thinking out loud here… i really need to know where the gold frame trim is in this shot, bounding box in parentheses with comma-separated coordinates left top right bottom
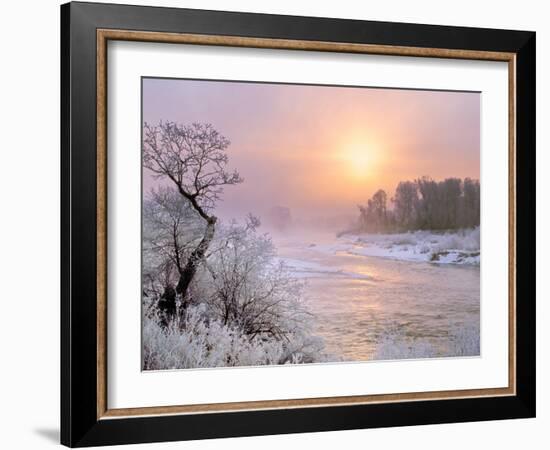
(96, 29, 517, 420)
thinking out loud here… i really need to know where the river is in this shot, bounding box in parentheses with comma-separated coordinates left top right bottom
(272, 230, 480, 361)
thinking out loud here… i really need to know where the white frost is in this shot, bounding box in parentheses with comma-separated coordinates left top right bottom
(373, 321, 480, 360)
(339, 227, 480, 266)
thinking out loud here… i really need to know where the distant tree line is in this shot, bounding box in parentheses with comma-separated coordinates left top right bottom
(357, 177, 480, 233)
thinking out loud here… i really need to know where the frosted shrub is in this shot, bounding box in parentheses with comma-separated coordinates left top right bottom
(143, 305, 285, 370)
(419, 244, 431, 254)
(448, 321, 480, 356)
(462, 226, 480, 251)
(143, 304, 329, 370)
(434, 227, 480, 253)
(200, 219, 314, 342)
(279, 329, 329, 364)
(373, 321, 480, 361)
(390, 234, 417, 246)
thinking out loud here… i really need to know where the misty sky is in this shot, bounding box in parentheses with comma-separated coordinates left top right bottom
(142, 78, 480, 227)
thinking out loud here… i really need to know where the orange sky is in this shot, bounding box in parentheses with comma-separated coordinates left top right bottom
(143, 78, 480, 226)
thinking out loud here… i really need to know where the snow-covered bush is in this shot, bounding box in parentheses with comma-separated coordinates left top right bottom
(390, 234, 417, 246)
(433, 227, 480, 253)
(372, 321, 480, 361)
(447, 321, 480, 356)
(143, 304, 283, 370)
(143, 304, 328, 370)
(200, 218, 313, 341)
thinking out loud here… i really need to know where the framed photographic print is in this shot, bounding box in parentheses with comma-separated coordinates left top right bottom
(60, 1, 536, 447)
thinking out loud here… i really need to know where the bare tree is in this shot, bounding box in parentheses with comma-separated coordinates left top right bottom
(371, 189, 388, 226)
(143, 121, 243, 303)
(392, 181, 418, 230)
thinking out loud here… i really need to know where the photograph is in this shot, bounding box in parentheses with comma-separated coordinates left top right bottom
(55, 2, 537, 446)
(141, 78, 481, 371)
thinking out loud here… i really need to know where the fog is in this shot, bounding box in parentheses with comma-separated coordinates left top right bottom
(143, 78, 479, 233)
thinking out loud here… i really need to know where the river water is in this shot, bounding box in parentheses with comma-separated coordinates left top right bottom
(273, 230, 480, 361)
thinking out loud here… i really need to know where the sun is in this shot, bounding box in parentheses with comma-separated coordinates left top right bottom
(345, 145, 372, 172)
(339, 141, 380, 180)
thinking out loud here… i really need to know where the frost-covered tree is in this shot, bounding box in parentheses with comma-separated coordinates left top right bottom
(141, 212, 328, 368)
(141, 123, 330, 369)
(461, 178, 480, 228)
(358, 189, 388, 232)
(415, 177, 469, 230)
(356, 177, 479, 232)
(415, 176, 440, 229)
(435, 178, 462, 229)
(203, 216, 311, 341)
(392, 181, 418, 230)
(143, 122, 243, 302)
(143, 186, 205, 322)
(371, 189, 388, 223)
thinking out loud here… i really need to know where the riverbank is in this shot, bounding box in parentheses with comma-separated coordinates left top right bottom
(331, 227, 480, 266)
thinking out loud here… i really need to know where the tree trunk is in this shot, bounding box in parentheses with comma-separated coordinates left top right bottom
(157, 284, 176, 328)
(176, 217, 217, 304)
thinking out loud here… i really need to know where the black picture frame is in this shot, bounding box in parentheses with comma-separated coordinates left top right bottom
(61, 1, 536, 447)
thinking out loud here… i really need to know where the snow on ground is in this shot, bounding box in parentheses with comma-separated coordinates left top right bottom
(336, 227, 480, 265)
